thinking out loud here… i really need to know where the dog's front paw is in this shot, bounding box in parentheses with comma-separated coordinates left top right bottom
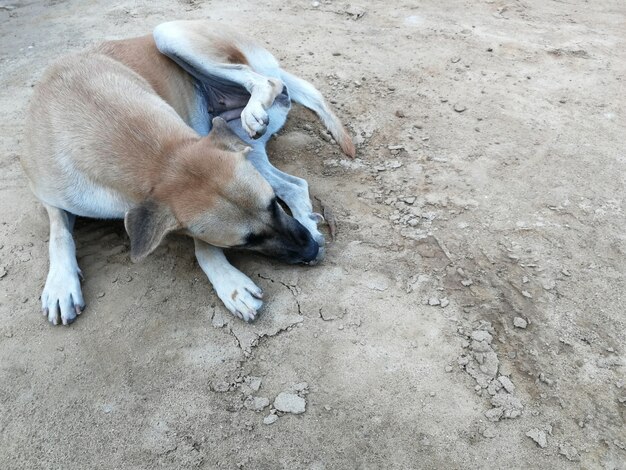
(41, 268, 85, 325)
(241, 102, 269, 139)
(213, 270, 263, 322)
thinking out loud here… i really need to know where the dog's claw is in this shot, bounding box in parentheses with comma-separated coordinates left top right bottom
(74, 304, 85, 315)
(311, 212, 325, 223)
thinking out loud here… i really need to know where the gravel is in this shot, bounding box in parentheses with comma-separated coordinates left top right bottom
(526, 428, 547, 448)
(274, 392, 306, 414)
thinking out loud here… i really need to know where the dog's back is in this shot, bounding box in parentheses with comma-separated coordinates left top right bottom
(23, 51, 195, 218)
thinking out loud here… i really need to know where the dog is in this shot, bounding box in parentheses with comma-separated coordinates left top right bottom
(21, 20, 355, 326)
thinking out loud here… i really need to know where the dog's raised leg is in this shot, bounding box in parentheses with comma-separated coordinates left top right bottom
(194, 239, 263, 322)
(41, 205, 85, 325)
(153, 22, 284, 139)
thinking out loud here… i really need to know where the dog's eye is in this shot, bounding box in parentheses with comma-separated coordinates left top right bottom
(244, 232, 267, 247)
(267, 197, 279, 214)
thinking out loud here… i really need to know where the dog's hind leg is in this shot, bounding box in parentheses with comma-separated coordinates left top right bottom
(153, 21, 284, 139)
(194, 239, 263, 322)
(41, 205, 85, 325)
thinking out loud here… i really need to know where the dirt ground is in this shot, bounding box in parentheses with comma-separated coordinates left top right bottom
(1, 0, 625, 468)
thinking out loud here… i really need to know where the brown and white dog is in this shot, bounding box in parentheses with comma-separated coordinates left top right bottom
(21, 20, 354, 325)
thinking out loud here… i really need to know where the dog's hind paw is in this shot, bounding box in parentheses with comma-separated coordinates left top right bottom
(241, 102, 269, 139)
(41, 268, 85, 325)
(212, 270, 263, 322)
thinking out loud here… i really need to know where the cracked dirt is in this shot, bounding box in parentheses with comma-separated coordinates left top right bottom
(0, 0, 625, 469)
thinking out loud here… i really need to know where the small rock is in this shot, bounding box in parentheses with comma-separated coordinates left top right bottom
(485, 407, 503, 422)
(453, 104, 467, 113)
(403, 196, 416, 205)
(440, 298, 450, 308)
(559, 443, 580, 461)
(101, 404, 113, 414)
(522, 276, 529, 284)
(244, 396, 270, 412)
(211, 311, 226, 328)
(445, 365, 453, 373)
(246, 376, 262, 392)
(451, 57, 461, 63)
(526, 428, 547, 448)
(471, 330, 493, 343)
(332, 52, 341, 56)
(482, 426, 497, 438)
(395, 110, 406, 118)
(521, 290, 532, 298)
(311, 1, 320, 7)
(561, 268, 571, 276)
(4, 332, 13, 338)
(541, 279, 556, 290)
(498, 375, 515, 393)
(211, 381, 230, 393)
(461, 279, 473, 287)
(274, 392, 306, 414)
(428, 297, 440, 306)
(388, 145, 404, 151)
(0, 266, 7, 278)
(263, 414, 278, 425)
(292, 382, 309, 394)
(513, 317, 528, 329)
(97, 292, 105, 298)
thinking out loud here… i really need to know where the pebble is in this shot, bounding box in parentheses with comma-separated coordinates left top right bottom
(559, 443, 580, 461)
(0, 266, 7, 278)
(521, 290, 532, 298)
(484, 407, 503, 422)
(428, 297, 440, 306)
(445, 365, 453, 373)
(498, 375, 515, 393)
(453, 104, 467, 113)
(212, 311, 226, 328)
(471, 330, 493, 343)
(395, 110, 406, 118)
(244, 396, 270, 412)
(97, 292, 105, 298)
(513, 317, 528, 329)
(211, 381, 230, 393)
(561, 268, 571, 276)
(526, 428, 547, 448)
(246, 376, 262, 392)
(440, 298, 450, 308)
(451, 57, 461, 63)
(461, 279, 473, 287)
(311, 1, 320, 6)
(274, 392, 306, 414)
(541, 279, 556, 290)
(263, 414, 278, 425)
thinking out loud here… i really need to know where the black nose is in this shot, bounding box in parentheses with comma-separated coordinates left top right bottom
(301, 239, 319, 263)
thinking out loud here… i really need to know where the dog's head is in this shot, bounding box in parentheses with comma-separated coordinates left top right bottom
(124, 117, 319, 264)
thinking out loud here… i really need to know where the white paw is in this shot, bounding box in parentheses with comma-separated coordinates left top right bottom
(212, 270, 263, 322)
(241, 102, 269, 138)
(41, 268, 85, 325)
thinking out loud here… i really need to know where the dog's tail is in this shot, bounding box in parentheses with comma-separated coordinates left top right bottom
(280, 70, 356, 158)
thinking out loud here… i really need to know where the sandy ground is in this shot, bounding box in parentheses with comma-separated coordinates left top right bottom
(1, 0, 625, 468)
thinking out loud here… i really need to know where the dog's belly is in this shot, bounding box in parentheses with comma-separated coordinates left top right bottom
(34, 173, 134, 220)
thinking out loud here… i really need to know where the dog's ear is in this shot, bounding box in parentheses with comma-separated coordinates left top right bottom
(124, 200, 180, 263)
(207, 117, 252, 154)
